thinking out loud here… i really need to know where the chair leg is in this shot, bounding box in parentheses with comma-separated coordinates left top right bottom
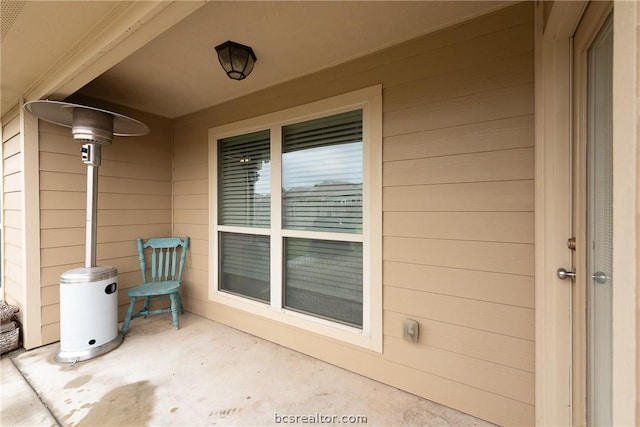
(176, 292, 184, 314)
(169, 293, 180, 330)
(142, 296, 151, 317)
(121, 296, 137, 336)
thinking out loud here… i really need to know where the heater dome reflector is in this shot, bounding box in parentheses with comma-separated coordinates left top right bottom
(24, 100, 149, 145)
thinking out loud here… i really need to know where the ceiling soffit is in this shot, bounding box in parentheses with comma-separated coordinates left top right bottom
(0, 1, 206, 118)
(78, 1, 513, 119)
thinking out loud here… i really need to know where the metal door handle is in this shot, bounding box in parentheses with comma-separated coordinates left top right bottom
(592, 271, 607, 284)
(557, 267, 576, 280)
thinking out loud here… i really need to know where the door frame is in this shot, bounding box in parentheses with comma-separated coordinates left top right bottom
(534, 1, 638, 425)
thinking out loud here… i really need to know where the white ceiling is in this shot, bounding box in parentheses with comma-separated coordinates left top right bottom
(2, 1, 514, 120)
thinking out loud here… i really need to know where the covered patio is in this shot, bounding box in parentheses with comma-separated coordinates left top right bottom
(2, 312, 494, 426)
(2, 1, 639, 425)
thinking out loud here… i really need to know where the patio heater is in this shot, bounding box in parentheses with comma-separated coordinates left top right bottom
(24, 100, 149, 363)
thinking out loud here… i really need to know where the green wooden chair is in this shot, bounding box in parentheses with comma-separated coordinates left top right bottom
(121, 236, 190, 335)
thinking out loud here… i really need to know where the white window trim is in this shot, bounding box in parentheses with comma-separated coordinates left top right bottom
(208, 85, 382, 352)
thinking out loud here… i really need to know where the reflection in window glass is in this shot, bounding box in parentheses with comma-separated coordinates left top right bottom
(282, 110, 363, 233)
(218, 130, 271, 228)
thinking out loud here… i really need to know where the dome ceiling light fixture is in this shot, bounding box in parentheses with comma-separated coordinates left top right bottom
(215, 40, 257, 80)
(23, 99, 149, 364)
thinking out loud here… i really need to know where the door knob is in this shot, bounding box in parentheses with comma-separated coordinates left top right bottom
(592, 271, 607, 284)
(557, 267, 576, 280)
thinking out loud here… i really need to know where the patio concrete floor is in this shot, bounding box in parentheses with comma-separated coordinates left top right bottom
(2, 312, 496, 426)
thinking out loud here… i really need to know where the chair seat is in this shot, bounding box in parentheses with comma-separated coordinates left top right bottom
(127, 280, 180, 297)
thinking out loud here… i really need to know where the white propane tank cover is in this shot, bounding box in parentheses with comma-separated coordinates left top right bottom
(56, 266, 123, 363)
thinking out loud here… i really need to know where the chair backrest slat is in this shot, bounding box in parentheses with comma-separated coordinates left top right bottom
(137, 238, 147, 283)
(171, 247, 178, 279)
(158, 248, 165, 281)
(137, 237, 190, 284)
(164, 248, 172, 280)
(151, 248, 158, 281)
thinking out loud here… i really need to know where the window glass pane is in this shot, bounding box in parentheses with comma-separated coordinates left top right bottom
(219, 232, 270, 302)
(218, 130, 270, 227)
(284, 238, 362, 327)
(282, 110, 362, 233)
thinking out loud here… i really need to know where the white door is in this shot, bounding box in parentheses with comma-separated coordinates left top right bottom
(585, 14, 613, 426)
(571, 5, 613, 426)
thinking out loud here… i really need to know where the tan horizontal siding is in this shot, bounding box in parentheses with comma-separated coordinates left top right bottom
(173, 209, 208, 226)
(385, 286, 534, 340)
(4, 242, 21, 266)
(41, 323, 58, 345)
(384, 261, 534, 309)
(3, 226, 23, 247)
(379, 12, 536, 413)
(384, 237, 534, 276)
(172, 3, 534, 425)
(173, 223, 207, 240)
(2, 116, 23, 311)
(41, 223, 172, 247)
(173, 178, 207, 195)
(40, 245, 84, 267)
(3, 191, 21, 210)
(384, 211, 534, 243)
(383, 52, 533, 113)
(3, 151, 22, 175)
(41, 265, 82, 287)
(40, 151, 170, 181)
(40, 171, 171, 195)
(4, 210, 21, 227)
(41, 285, 58, 306)
(384, 147, 534, 186)
(383, 115, 534, 161)
(41, 209, 170, 229)
(384, 180, 534, 212)
(40, 237, 140, 267)
(40, 191, 172, 210)
(384, 311, 535, 372)
(173, 194, 208, 210)
(384, 83, 533, 137)
(3, 171, 22, 192)
(383, 335, 534, 405)
(174, 162, 208, 181)
(4, 267, 21, 288)
(2, 114, 20, 139)
(41, 304, 58, 325)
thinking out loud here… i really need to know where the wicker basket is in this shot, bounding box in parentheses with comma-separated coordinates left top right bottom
(0, 301, 18, 322)
(0, 301, 20, 354)
(0, 321, 19, 354)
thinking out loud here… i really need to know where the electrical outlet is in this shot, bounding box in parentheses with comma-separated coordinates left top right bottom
(403, 319, 419, 343)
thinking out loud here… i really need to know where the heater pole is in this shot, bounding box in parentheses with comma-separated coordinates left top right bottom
(82, 143, 101, 268)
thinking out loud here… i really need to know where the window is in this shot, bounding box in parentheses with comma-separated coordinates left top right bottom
(210, 86, 382, 350)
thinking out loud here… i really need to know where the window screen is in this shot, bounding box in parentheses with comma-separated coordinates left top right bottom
(219, 232, 270, 302)
(284, 238, 363, 327)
